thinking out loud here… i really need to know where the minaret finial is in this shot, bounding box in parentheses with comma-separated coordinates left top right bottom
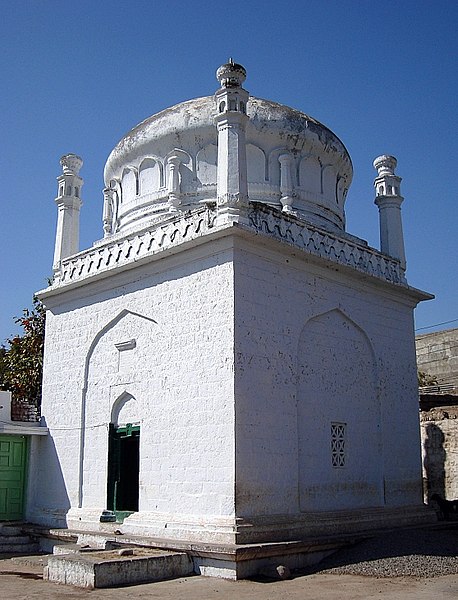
(216, 59, 246, 88)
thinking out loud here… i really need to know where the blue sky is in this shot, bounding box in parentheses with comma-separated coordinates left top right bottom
(0, 0, 456, 341)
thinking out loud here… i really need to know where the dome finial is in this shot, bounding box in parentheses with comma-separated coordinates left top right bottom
(216, 59, 246, 88)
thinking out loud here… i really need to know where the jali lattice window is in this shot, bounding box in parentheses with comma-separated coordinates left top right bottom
(331, 422, 346, 467)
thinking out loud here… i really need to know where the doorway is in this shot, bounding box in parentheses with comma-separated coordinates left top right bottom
(0, 435, 27, 521)
(107, 424, 139, 518)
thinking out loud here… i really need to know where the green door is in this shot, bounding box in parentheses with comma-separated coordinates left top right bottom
(0, 435, 27, 521)
(107, 424, 140, 520)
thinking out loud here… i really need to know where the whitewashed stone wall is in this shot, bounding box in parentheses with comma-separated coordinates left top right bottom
(28, 243, 236, 535)
(233, 238, 423, 519)
(30, 224, 426, 543)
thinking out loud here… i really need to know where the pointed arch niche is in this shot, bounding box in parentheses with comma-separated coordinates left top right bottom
(296, 309, 383, 512)
(77, 309, 157, 509)
(111, 391, 139, 427)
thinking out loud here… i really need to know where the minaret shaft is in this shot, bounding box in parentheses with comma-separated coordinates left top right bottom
(214, 60, 249, 221)
(53, 154, 83, 272)
(216, 116, 248, 202)
(373, 155, 406, 271)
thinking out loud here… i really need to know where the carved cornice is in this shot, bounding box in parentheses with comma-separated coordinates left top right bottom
(46, 203, 406, 294)
(217, 193, 249, 209)
(248, 203, 406, 285)
(51, 207, 217, 288)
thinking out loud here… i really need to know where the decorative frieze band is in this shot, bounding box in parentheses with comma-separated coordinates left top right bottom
(248, 203, 406, 285)
(54, 207, 217, 287)
(51, 203, 405, 290)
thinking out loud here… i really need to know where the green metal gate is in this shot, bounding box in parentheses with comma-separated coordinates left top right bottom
(0, 435, 27, 521)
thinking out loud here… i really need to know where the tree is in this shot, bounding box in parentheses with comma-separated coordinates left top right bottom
(418, 370, 438, 388)
(0, 297, 45, 410)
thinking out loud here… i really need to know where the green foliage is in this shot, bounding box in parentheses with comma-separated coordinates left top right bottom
(0, 297, 45, 409)
(418, 370, 438, 387)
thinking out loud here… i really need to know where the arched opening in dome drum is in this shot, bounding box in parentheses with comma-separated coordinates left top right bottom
(247, 144, 266, 183)
(322, 165, 337, 199)
(121, 168, 138, 200)
(299, 156, 321, 194)
(219, 101, 225, 113)
(139, 158, 161, 195)
(196, 145, 217, 186)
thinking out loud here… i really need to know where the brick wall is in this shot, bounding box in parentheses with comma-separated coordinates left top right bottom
(11, 399, 39, 422)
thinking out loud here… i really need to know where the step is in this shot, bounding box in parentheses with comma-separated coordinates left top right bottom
(0, 525, 23, 536)
(45, 548, 194, 588)
(0, 527, 39, 555)
(0, 535, 33, 545)
(0, 542, 39, 554)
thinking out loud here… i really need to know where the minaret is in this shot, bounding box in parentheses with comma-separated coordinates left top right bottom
(373, 155, 406, 271)
(214, 59, 249, 223)
(53, 154, 83, 271)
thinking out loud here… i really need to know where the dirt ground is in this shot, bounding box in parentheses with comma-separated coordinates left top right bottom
(0, 557, 457, 600)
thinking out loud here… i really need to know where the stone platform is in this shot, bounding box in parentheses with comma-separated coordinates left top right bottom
(44, 547, 193, 588)
(24, 505, 438, 580)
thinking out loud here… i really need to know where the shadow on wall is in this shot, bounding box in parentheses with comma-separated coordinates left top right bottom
(423, 423, 446, 503)
(31, 425, 71, 526)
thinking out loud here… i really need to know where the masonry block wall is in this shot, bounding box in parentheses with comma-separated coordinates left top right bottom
(421, 407, 458, 501)
(29, 228, 426, 543)
(28, 242, 236, 534)
(233, 238, 424, 520)
(416, 328, 458, 391)
(29, 226, 427, 546)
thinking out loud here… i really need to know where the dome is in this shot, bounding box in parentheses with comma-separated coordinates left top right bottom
(104, 91, 352, 235)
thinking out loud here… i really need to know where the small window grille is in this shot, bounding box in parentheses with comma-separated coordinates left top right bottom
(331, 422, 346, 467)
